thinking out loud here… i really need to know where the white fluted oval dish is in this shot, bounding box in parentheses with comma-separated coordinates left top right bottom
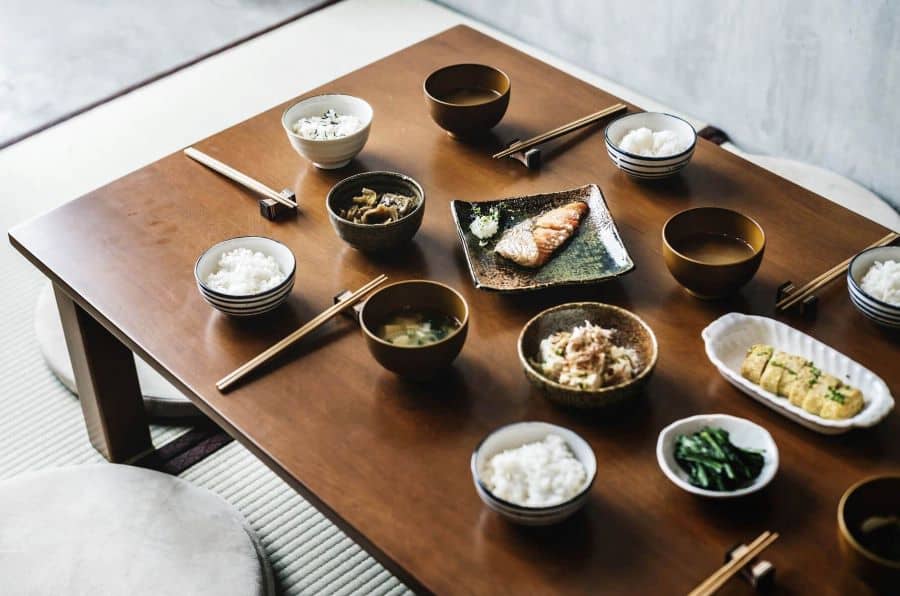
(701, 313, 894, 434)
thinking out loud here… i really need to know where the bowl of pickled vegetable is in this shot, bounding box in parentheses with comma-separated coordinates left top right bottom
(656, 414, 778, 498)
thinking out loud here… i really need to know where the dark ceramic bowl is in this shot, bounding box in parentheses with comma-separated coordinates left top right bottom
(662, 207, 765, 299)
(424, 63, 510, 138)
(518, 302, 658, 408)
(326, 171, 425, 252)
(838, 475, 900, 590)
(359, 280, 468, 380)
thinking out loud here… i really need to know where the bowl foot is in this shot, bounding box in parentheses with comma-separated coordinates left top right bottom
(313, 159, 352, 170)
(684, 288, 728, 300)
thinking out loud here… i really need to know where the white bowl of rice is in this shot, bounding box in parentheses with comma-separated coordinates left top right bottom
(195, 236, 296, 317)
(471, 421, 597, 525)
(605, 112, 696, 179)
(847, 245, 900, 328)
(281, 94, 373, 170)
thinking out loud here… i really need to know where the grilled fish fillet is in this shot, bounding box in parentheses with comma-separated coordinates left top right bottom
(494, 201, 589, 268)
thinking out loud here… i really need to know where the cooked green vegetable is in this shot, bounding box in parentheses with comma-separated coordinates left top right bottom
(674, 426, 765, 491)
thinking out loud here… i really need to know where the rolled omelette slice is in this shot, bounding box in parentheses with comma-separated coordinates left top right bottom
(741, 344, 774, 384)
(819, 384, 865, 420)
(802, 374, 841, 416)
(759, 350, 790, 394)
(788, 362, 822, 407)
(776, 354, 810, 398)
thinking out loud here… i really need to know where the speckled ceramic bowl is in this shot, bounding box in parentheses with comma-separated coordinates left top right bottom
(326, 171, 425, 252)
(518, 303, 658, 408)
(281, 94, 372, 169)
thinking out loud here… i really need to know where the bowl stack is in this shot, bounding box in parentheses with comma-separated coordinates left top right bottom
(605, 112, 696, 179)
(195, 237, 296, 317)
(847, 246, 900, 328)
(470, 422, 596, 525)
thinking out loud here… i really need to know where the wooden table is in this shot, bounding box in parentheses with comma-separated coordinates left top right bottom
(9, 26, 898, 595)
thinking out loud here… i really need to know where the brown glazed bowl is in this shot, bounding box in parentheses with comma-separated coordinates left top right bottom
(838, 475, 900, 590)
(359, 280, 469, 380)
(518, 302, 658, 409)
(423, 63, 510, 138)
(662, 207, 765, 299)
(326, 171, 425, 252)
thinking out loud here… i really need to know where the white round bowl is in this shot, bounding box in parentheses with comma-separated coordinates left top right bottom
(471, 421, 597, 525)
(847, 245, 900, 328)
(605, 112, 696, 179)
(281, 94, 372, 169)
(195, 236, 296, 317)
(656, 414, 778, 498)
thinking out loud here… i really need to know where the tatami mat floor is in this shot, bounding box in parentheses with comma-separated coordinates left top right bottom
(0, 241, 411, 594)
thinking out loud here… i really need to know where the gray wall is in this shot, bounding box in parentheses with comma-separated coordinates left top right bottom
(439, 0, 900, 210)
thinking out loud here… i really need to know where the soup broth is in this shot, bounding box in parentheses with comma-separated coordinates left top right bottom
(439, 87, 501, 106)
(673, 232, 755, 265)
(378, 309, 461, 346)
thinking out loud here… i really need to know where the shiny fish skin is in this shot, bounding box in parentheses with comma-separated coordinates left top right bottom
(494, 201, 588, 268)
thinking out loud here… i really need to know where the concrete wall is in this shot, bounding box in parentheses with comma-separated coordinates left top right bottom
(438, 0, 900, 210)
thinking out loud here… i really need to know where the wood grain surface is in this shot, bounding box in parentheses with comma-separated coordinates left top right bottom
(9, 26, 898, 595)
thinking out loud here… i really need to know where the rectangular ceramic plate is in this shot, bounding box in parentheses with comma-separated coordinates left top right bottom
(701, 313, 894, 434)
(450, 184, 634, 292)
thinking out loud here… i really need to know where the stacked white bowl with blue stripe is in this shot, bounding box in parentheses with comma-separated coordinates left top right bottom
(847, 245, 900, 328)
(195, 236, 296, 317)
(605, 112, 697, 179)
(470, 421, 597, 525)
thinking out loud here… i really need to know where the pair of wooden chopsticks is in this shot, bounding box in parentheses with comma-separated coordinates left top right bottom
(688, 531, 779, 596)
(184, 147, 297, 210)
(492, 102, 627, 159)
(216, 274, 388, 391)
(776, 231, 899, 311)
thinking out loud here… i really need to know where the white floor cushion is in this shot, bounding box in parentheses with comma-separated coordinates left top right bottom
(0, 464, 274, 596)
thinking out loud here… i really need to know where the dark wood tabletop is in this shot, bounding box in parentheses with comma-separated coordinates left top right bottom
(9, 25, 898, 595)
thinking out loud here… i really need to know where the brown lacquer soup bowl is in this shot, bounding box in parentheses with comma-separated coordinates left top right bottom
(358, 280, 469, 380)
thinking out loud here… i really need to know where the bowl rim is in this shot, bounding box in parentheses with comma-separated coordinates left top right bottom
(656, 413, 779, 498)
(325, 171, 426, 230)
(847, 247, 900, 311)
(470, 421, 597, 512)
(662, 206, 766, 267)
(194, 236, 296, 300)
(423, 63, 511, 107)
(280, 93, 373, 143)
(837, 473, 900, 570)
(359, 279, 469, 350)
(604, 112, 697, 162)
(517, 302, 659, 395)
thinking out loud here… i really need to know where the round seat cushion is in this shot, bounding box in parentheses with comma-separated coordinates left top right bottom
(0, 465, 273, 596)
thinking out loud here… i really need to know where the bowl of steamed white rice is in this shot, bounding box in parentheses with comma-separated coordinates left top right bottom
(847, 245, 900, 328)
(471, 421, 597, 525)
(604, 112, 696, 179)
(195, 236, 296, 316)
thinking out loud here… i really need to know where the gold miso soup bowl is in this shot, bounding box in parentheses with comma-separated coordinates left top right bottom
(424, 63, 510, 138)
(838, 475, 900, 590)
(359, 280, 469, 380)
(662, 207, 765, 299)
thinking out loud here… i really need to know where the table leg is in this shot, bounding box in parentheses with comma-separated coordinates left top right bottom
(54, 284, 152, 462)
